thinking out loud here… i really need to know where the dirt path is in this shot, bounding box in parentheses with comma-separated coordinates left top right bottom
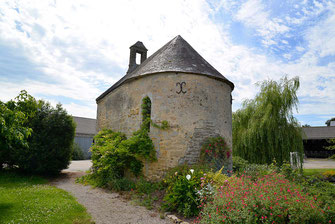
(52, 172, 171, 224)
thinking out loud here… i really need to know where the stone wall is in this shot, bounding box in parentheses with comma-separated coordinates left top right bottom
(97, 72, 233, 179)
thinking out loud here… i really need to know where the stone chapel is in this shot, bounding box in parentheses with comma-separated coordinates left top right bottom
(96, 35, 234, 179)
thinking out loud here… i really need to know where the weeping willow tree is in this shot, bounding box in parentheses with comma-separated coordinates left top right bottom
(233, 76, 304, 166)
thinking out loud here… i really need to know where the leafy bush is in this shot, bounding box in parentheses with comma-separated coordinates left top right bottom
(89, 128, 156, 187)
(200, 136, 231, 173)
(238, 163, 273, 180)
(107, 177, 136, 191)
(16, 101, 75, 175)
(162, 165, 205, 217)
(135, 178, 162, 195)
(72, 143, 85, 160)
(302, 179, 335, 221)
(322, 170, 335, 182)
(0, 97, 32, 169)
(329, 154, 335, 160)
(323, 170, 335, 178)
(205, 166, 230, 189)
(197, 173, 332, 224)
(1, 91, 75, 175)
(232, 156, 249, 172)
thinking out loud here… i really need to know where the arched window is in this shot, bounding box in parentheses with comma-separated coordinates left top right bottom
(141, 96, 151, 131)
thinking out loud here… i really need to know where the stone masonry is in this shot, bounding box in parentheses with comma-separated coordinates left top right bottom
(96, 36, 234, 180)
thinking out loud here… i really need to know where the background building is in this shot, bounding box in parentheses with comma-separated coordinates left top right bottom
(73, 116, 96, 159)
(302, 125, 335, 158)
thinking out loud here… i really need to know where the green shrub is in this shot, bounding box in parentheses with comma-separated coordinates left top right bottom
(72, 143, 85, 160)
(323, 170, 335, 179)
(303, 180, 335, 221)
(107, 177, 136, 191)
(135, 178, 161, 195)
(205, 166, 230, 189)
(199, 136, 231, 173)
(238, 163, 272, 180)
(232, 156, 249, 172)
(329, 154, 335, 160)
(1, 91, 75, 175)
(162, 164, 205, 217)
(197, 173, 332, 224)
(17, 101, 75, 175)
(90, 128, 156, 187)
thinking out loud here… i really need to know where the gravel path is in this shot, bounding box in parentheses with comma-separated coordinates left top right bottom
(52, 171, 171, 224)
(303, 158, 335, 169)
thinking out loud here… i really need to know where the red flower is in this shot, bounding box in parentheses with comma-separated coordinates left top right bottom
(226, 151, 231, 158)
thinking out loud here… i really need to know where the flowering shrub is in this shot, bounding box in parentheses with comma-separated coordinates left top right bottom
(197, 173, 333, 223)
(197, 167, 229, 208)
(162, 165, 205, 217)
(200, 136, 231, 173)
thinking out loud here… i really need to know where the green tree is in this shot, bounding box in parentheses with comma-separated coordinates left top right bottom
(233, 76, 304, 166)
(325, 117, 335, 126)
(0, 95, 32, 168)
(1, 90, 75, 174)
(325, 138, 335, 150)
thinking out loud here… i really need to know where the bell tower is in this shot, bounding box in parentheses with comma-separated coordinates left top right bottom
(127, 41, 147, 74)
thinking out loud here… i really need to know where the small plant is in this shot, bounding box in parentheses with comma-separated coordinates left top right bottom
(238, 163, 272, 180)
(130, 178, 163, 210)
(200, 136, 231, 173)
(323, 170, 335, 182)
(107, 178, 136, 191)
(72, 143, 85, 160)
(205, 166, 230, 189)
(232, 156, 249, 172)
(328, 154, 335, 160)
(162, 165, 204, 217)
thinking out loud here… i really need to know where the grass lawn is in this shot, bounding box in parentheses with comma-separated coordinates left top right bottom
(0, 171, 92, 224)
(303, 168, 335, 177)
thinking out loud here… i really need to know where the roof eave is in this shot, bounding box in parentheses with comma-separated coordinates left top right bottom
(96, 71, 234, 103)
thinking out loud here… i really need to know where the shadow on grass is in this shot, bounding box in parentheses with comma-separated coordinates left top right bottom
(0, 203, 13, 222)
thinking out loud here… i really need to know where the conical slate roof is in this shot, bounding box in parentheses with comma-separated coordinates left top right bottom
(96, 35, 234, 102)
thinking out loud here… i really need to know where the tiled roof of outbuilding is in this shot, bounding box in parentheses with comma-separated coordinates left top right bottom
(302, 126, 335, 140)
(96, 35, 234, 102)
(73, 116, 96, 135)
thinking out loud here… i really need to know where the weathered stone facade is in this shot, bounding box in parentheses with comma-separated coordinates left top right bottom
(96, 36, 234, 179)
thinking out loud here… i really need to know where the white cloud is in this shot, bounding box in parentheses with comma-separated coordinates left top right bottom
(305, 6, 335, 57)
(234, 0, 289, 46)
(296, 46, 305, 52)
(0, 0, 334, 126)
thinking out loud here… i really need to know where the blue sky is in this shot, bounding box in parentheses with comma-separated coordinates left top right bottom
(0, 0, 334, 126)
